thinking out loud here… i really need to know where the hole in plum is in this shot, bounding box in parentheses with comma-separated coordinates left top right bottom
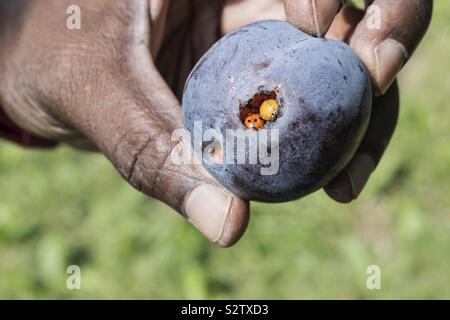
(239, 89, 281, 129)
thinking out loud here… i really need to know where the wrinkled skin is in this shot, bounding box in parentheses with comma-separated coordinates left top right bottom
(0, 0, 432, 246)
(183, 21, 372, 201)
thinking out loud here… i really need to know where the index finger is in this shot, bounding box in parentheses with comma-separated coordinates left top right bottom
(284, 0, 345, 37)
(350, 0, 432, 95)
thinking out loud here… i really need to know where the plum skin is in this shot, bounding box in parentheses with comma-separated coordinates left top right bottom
(182, 20, 372, 202)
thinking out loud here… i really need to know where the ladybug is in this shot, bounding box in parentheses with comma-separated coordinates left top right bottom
(259, 99, 280, 121)
(245, 113, 265, 129)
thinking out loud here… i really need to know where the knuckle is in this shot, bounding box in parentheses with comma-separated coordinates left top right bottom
(113, 125, 174, 194)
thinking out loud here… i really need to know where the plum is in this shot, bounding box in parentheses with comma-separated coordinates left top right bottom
(182, 20, 372, 202)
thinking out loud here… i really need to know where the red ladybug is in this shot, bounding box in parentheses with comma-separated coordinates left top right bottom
(244, 113, 265, 129)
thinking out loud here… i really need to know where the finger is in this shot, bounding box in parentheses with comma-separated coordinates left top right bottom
(349, 0, 432, 95)
(284, 0, 345, 37)
(221, 0, 286, 35)
(325, 3, 364, 42)
(91, 78, 249, 247)
(34, 0, 249, 247)
(80, 55, 249, 247)
(324, 80, 399, 203)
(149, 0, 170, 57)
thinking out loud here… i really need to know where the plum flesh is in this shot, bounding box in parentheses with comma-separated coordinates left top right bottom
(182, 20, 372, 202)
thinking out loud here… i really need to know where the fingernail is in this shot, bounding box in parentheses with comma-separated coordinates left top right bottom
(374, 39, 408, 95)
(346, 153, 376, 199)
(311, 0, 341, 37)
(324, 171, 355, 203)
(183, 184, 249, 247)
(285, 0, 340, 37)
(325, 153, 375, 203)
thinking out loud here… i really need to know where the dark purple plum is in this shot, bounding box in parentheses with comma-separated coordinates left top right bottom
(182, 20, 372, 202)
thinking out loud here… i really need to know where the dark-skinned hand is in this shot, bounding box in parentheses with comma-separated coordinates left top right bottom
(0, 0, 432, 246)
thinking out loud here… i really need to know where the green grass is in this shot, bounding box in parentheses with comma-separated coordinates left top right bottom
(1, 2, 450, 299)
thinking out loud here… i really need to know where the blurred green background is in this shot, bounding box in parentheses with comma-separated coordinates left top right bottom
(1, 2, 449, 299)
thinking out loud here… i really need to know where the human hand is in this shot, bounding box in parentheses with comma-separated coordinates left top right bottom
(0, 0, 250, 247)
(0, 0, 432, 247)
(222, 0, 431, 202)
(282, 0, 432, 202)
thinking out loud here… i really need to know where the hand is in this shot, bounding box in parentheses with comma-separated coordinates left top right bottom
(0, 0, 250, 247)
(284, 0, 432, 202)
(223, 0, 431, 202)
(0, 0, 432, 247)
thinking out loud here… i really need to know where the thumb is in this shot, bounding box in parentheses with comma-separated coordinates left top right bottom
(0, 0, 249, 246)
(70, 63, 249, 247)
(75, 59, 250, 247)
